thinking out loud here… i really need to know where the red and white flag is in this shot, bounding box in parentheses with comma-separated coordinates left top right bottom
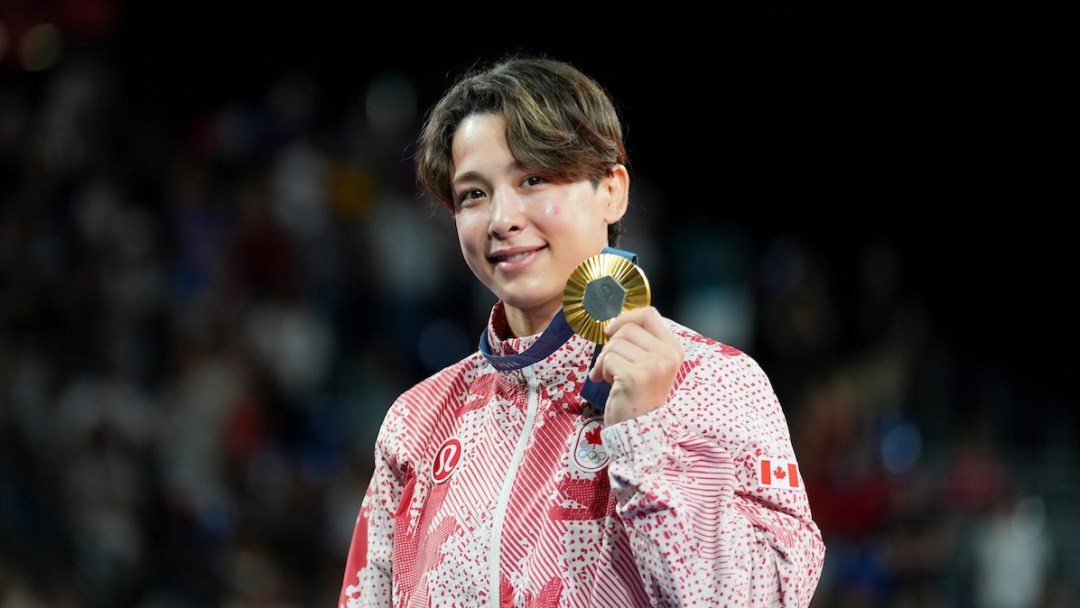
(758, 458, 801, 490)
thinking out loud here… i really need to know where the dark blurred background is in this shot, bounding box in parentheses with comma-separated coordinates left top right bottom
(1, 1, 1075, 607)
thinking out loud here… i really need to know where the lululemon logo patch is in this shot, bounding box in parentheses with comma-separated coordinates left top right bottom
(432, 438, 462, 484)
(571, 418, 608, 471)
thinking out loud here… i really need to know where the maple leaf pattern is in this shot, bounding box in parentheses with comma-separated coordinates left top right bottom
(585, 425, 602, 446)
(674, 328, 743, 357)
(719, 343, 744, 357)
(549, 475, 611, 521)
(456, 373, 499, 415)
(340, 307, 826, 607)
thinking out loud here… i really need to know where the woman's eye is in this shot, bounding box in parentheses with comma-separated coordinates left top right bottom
(456, 189, 484, 207)
(523, 175, 545, 188)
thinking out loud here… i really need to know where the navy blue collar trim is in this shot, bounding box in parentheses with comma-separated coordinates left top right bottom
(477, 310, 574, 371)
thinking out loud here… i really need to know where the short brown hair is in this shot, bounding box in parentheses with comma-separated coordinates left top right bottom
(415, 55, 628, 245)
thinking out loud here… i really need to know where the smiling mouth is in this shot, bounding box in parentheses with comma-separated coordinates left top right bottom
(491, 252, 531, 263)
(488, 247, 543, 264)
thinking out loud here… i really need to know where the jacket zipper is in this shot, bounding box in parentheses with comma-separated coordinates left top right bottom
(488, 366, 540, 606)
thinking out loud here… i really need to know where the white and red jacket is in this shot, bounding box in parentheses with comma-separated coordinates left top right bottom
(339, 303, 825, 607)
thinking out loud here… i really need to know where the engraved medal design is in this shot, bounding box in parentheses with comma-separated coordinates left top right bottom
(563, 253, 651, 344)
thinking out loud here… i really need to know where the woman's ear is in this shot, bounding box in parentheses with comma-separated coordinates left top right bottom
(602, 163, 630, 224)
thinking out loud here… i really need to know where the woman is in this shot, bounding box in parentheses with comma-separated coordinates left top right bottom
(338, 55, 825, 607)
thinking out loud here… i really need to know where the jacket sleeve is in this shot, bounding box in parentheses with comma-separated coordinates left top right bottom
(338, 407, 408, 608)
(600, 349, 825, 607)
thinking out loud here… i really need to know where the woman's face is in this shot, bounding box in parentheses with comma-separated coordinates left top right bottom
(450, 113, 627, 336)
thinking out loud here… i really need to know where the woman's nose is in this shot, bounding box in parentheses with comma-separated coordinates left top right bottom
(488, 192, 525, 238)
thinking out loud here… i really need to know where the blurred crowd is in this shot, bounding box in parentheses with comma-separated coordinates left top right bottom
(2, 8, 1079, 608)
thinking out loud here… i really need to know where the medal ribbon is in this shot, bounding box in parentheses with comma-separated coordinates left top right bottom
(477, 246, 638, 411)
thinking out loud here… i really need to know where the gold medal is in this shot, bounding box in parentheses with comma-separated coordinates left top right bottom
(563, 253, 651, 344)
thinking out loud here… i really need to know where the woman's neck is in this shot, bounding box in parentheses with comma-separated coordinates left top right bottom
(503, 301, 560, 338)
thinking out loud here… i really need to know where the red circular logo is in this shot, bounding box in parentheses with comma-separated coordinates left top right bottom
(432, 438, 462, 484)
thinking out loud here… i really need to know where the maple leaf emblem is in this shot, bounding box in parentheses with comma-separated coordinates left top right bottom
(773, 466, 786, 480)
(584, 426, 602, 446)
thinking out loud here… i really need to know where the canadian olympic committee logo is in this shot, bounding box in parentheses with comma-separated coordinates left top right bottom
(432, 438, 462, 484)
(571, 419, 608, 472)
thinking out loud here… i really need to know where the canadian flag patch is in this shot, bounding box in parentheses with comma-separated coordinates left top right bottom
(758, 458, 801, 490)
